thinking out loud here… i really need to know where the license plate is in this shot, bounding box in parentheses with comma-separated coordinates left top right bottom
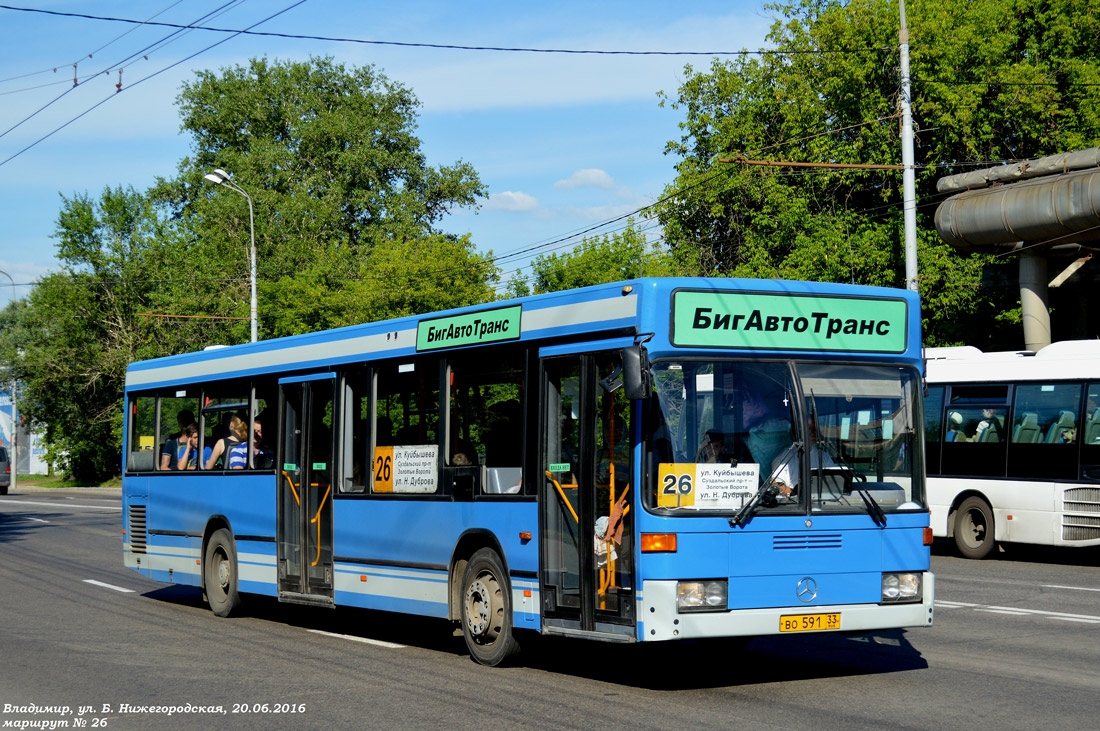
(779, 612, 841, 632)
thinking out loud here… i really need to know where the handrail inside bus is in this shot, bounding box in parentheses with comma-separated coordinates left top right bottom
(545, 470, 579, 524)
(281, 471, 301, 506)
(310, 483, 332, 567)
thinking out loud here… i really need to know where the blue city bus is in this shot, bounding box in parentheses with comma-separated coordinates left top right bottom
(122, 277, 934, 665)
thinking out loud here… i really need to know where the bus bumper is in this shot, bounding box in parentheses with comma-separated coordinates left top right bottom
(639, 572, 935, 641)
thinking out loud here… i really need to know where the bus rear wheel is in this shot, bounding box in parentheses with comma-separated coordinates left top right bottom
(204, 528, 242, 617)
(460, 548, 519, 666)
(954, 496, 995, 559)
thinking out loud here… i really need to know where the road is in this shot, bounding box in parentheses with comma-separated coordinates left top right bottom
(2, 487, 1099, 730)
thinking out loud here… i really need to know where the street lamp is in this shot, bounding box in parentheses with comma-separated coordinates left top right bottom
(203, 168, 258, 343)
(0, 268, 17, 493)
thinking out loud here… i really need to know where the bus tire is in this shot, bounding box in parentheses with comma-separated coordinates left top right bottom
(954, 496, 995, 559)
(460, 548, 519, 666)
(204, 528, 242, 617)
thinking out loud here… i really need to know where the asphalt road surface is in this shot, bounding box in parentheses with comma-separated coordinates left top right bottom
(2, 487, 1099, 730)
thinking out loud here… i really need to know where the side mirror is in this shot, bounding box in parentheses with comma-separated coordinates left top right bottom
(622, 345, 651, 400)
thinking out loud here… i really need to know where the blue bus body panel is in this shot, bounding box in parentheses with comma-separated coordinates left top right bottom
(329, 500, 539, 625)
(635, 512, 930, 610)
(125, 475, 279, 594)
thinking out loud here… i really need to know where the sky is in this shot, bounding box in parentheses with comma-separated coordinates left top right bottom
(0, 0, 774, 298)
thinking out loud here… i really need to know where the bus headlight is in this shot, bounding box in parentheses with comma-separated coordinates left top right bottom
(677, 580, 728, 612)
(881, 572, 922, 603)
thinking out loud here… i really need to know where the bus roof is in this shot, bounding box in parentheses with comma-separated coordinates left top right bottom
(126, 277, 921, 391)
(925, 339, 1100, 383)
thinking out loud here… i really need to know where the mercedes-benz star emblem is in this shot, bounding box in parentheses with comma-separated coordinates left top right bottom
(796, 577, 818, 603)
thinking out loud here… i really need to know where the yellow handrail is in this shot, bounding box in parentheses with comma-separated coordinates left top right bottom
(281, 471, 301, 506)
(545, 470, 579, 524)
(310, 484, 332, 566)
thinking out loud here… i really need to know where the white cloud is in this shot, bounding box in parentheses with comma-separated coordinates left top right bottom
(554, 169, 615, 190)
(482, 191, 539, 212)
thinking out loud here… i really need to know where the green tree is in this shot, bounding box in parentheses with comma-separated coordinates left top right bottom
(154, 56, 494, 340)
(2, 187, 178, 482)
(511, 220, 677, 295)
(654, 0, 1100, 347)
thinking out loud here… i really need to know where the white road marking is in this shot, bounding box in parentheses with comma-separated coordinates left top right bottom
(306, 629, 405, 649)
(937, 600, 1100, 623)
(1, 499, 120, 511)
(1042, 584, 1100, 593)
(83, 580, 135, 593)
(23, 516, 48, 523)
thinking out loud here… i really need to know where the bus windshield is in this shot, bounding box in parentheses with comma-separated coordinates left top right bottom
(649, 360, 923, 515)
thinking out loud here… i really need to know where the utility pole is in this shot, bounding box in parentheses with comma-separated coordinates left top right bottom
(0, 269, 16, 493)
(899, 0, 919, 292)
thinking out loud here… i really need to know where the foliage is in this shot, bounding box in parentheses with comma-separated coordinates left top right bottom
(7, 57, 498, 480)
(509, 220, 677, 296)
(654, 0, 1100, 348)
(152, 56, 494, 342)
(0, 187, 179, 482)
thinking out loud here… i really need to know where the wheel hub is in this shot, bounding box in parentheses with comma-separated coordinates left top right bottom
(465, 578, 491, 636)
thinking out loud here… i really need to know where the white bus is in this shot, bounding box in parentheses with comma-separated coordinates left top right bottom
(924, 340, 1100, 558)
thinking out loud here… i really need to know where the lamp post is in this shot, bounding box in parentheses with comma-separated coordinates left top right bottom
(203, 168, 258, 343)
(0, 269, 17, 493)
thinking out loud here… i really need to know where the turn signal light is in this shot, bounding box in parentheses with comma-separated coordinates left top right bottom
(641, 533, 677, 552)
(923, 527, 933, 546)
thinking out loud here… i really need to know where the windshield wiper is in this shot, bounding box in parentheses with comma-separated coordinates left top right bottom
(730, 443, 798, 528)
(730, 480, 780, 527)
(853, 482, 887, 527)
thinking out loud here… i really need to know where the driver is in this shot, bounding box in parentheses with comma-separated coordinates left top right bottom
(770, 419, 835, 496)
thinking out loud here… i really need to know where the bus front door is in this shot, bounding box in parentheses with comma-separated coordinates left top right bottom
(277, 374, 335, 606)
(541, 351, 634, 639)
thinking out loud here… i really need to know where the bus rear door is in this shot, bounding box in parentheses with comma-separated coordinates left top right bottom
(277, 373, 336, 606)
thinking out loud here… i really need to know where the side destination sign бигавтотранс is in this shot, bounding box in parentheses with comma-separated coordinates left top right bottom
(672, 290, 908, 353)
(416, 305, 522, 351)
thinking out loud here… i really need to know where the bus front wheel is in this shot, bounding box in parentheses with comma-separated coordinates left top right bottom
(954, 496, 995, 559)
(204, 528, 242, 617)
(460, 548, 519, 666)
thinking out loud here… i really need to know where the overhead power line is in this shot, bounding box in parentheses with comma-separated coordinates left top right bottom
(0, 1, 307, 169)
(0, 5, 890, 57)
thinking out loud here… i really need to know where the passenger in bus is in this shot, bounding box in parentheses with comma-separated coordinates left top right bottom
(176, 424, 212, 470)
(159, 409, 195, 470)
(974, 408, 1004, 442)
(945, 411, 968, 442)
(205, 414, 245, 470)
(451, 439, 477, 466)
(227, 418, 250, 469)
(250, 418, 274, 469)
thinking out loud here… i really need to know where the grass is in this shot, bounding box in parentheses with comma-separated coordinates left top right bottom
(17, 473, 122, 488)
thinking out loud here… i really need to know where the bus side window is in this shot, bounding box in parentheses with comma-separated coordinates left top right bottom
(1086, 385, 1100, 445)
(448, 349, 524, 495)
(923, 386, 945, 476)
(1008, 383, 1081, 481)
(127, 394, 158, 473)
(374, 360, 440, 495)
(1082, 383, 1100, 481)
